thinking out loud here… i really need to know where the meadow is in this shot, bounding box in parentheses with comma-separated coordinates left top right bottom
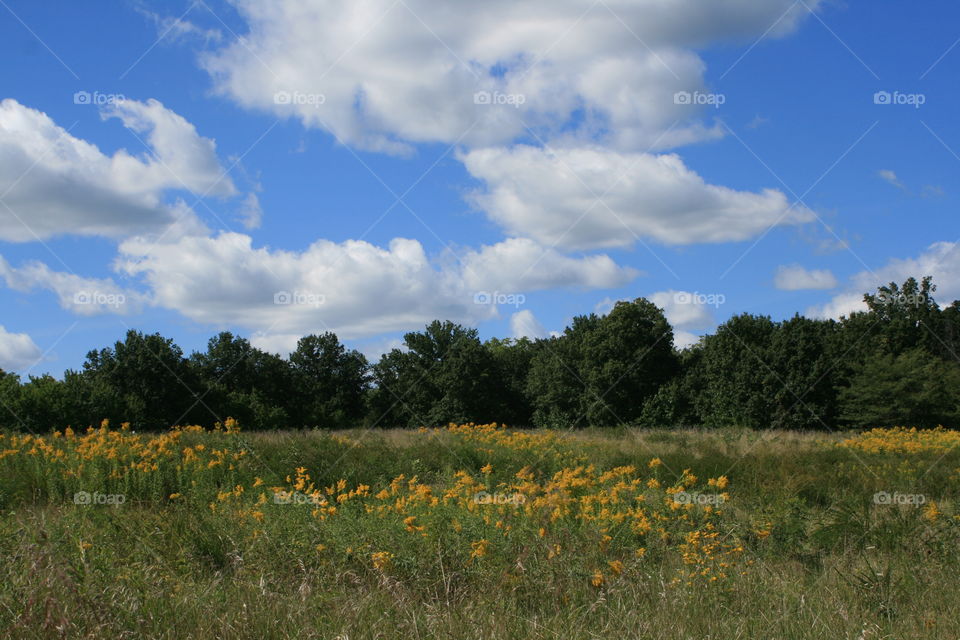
(1, 422, 958, 639)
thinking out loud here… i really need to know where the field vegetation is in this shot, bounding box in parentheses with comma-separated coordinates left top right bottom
(1, 422, 958, 639)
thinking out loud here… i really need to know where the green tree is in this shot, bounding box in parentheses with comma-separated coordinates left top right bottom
(485, 337, 538, 427)
(289, 333, 369, 428)
(368, 321, 498, 427)
(766, 315, 842, 430)
(840, 276, 943, 363)
(527, 299, 677, 427)
(698, 313, 778, 429)
(838, 348, 960, 428)
(83, 330, 203, 430)
(640, 346, 706, 428)
(0, 369, 22, 430)
(190, 332, 294, 429)
(526, 314, 600, 428)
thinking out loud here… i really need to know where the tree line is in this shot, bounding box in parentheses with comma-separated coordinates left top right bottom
(2, 276, 959, 432)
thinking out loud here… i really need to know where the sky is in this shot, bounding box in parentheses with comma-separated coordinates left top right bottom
(1, 0, 959, 377)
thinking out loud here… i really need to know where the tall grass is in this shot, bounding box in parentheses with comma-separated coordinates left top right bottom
(0, 423, 957, 639)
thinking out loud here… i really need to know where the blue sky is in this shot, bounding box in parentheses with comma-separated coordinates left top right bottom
(1, 0, 959, 376)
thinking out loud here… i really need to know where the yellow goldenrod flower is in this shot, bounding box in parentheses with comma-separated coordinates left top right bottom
(371, 551, 393, 570)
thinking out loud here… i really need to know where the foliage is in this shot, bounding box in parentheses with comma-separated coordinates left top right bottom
(2, 276, 960, 431)
(838, 349, 960, 428)
(1, 424, 959, 638)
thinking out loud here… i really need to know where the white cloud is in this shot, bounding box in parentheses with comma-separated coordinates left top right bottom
(774, 264, 838, 290)
(672, 330, 702, 349)
(460, 237, 637, 292)
(237, 192, 262, 230)
(118, 232, 632, 339)
(248, 331, 300, 358)
(104, 98, 237, 198)
(878, 169, 904, 190)
(809, 241, 960, 319)
(649, 289, 719, 349)
(510, 310, 547, 340)
(594, 296, 623, 315)
(0, 255, 144, 316)
(649, 290, 715, 331)
(202, 0, 817, 153)
(463, 145, 812, 250)
(0, 325, 41, 372)
(0, 98, 235, 242)
(353, 337, 407, 363)
(137, 7, 223, 44)
(809, 291, 866, 320)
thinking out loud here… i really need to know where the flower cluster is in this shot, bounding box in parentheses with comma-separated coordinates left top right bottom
(839, 427, 960, 454)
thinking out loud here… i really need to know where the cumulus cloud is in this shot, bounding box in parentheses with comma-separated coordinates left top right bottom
(202, 0, 817, 153)
(809, 241, 960, 319)
(510, 310, 547, 340)
(104, 98, 236, 198)
(460, 237, 637, 292)
(117, 232, 633, 340)
(774, 264, 838, 290)
(0, 325, 42, 372)
(0, 98, 234, 242)
(649, 290, 715, 330)
(463, 146, 811, 250)
(0, 255, 144, 316)
(649, 289, 719, 349)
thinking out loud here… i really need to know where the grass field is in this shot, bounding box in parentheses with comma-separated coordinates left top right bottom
(1, 422, 959, 639)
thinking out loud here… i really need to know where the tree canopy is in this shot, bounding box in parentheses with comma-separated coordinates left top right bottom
(2, 277, 959, 432)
